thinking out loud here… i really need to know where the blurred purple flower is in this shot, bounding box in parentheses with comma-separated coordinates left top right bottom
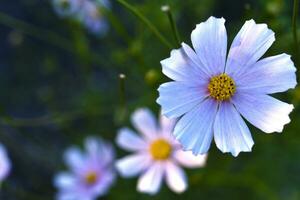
(54, 137, 116, 200)
(157, 16, 297, 157)
(0, 144, 11, 183)
(116, 108, 207, 195)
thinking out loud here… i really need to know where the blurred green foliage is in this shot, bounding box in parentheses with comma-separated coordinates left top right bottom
(0, 0, 299, 199)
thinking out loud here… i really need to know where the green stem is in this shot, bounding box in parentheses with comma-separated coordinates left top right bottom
(119, 74, 126, 108)
(117, 0, 173, 49)
(162, 5, 181, 47)
(292, 0, 299, 56)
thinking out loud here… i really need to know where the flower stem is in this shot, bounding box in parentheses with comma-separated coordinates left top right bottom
(117, 0, 173, 49)
(161, 5, 181, 47)
(119, 73, 126, 108)
(292, 0, 299, 56)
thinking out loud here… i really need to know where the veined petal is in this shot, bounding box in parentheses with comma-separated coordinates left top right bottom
(173, 98, 218, 155)
(191, 16, 227, 75)
(115, 153, 151, 177)
(165, 161, 187, 193)
(161, 44, 209, 84)
(131, 108, 158, 140)
(226, 19, 275, 78)
(236, 54, 297, 94)
(173, 150, 207, 168)
(232, 92, 294, 133)
(157, 81, 208, 118)
(116, 128, 147, 152)
(137, 163, 164, 195)
(214, 101, 254, 157)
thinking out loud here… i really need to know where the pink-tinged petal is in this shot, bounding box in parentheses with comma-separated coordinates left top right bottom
(191, 16, 227, 75)
(64, 147, 85, 173)
(174, 98, 218, 155)
(213, 101, 254, 157)
(137, 163, 164, 195)
(173, 150, 207, 168)
(54, 172, 76, 189)
(116, 128, 147, 152)
(0, 144, 10, 181)
(236, 54, 297, 94)
(226, 19, 275, 78)
(232, 92, 293, 133)
(131, 108, 158, 140)
(157, 81, 208, 118)
(161, 44, 209, 84)
(159, 113, 176, 138)
(116, 153, 151, 177)
(92, 169, 116, 197)
(165, 161, 187, 193)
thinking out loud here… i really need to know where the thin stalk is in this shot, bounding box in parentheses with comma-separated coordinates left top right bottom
(119, 73, 126, 108)
(292, 0, 299, 56)
(161, 5, 181, 47)
(117, 0, 173, 49)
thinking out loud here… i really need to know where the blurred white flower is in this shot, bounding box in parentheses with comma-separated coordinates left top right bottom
(54, 137, 116, 200)
(0, 144, 11, 183)
(116, 108, 207, 195)
(52, 0, 110, 35)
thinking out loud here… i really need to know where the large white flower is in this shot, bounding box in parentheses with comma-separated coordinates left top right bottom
(115, 108, 207, 195)
(0, 144, 11, 183)
(157, 16, 297, 157)
(54, 137, 116, 200)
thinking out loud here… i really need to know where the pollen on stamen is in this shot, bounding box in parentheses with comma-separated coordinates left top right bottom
(150, 139, 172, 160)
(208, 73, 236, 101)
(85, 172, 98, 185)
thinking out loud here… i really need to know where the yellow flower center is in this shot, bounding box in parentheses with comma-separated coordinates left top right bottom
(85, 171, 98, 185)
(150, 139, 172, 160)
(208, 73, 236, 101)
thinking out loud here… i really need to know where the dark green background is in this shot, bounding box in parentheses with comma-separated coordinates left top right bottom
(0, 0, 299, 199)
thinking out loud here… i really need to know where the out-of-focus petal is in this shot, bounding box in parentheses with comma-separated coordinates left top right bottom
(159, 113, 176, 138)
(173, 150, 207, 168)
(116, 153, 151, 177)
(161, 45, 210, 84)
(165, 161, 187, 193)
(0, 144, 10, 181)
(232, 92, 293, 133)
(157, 81, 208, 118)
(214, 101, 254, 157)
(173, 98, 218, 155)
(131, 108, 158, 140)
(226, 19, 275, 78)
(64, 147, 85, 173)
(116, 128, 147, 152)
(191, 16, 227, 75)
(235, 54, 297, 94)
(137, 163, 164, 195)
(54, 172, 76, 189)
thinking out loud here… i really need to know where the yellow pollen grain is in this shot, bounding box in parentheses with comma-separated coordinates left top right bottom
(85, 172, 98, 185)
(208, 73, 236, 101)
(150, 139, 172, 160)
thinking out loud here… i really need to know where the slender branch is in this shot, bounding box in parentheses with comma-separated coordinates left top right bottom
(292, 0, 299, 56)
(117, 0, 173, 49)
(161, 5, 181, 47)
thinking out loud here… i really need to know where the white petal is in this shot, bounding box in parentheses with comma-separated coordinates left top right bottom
(226, 19, 275, 77)
(64, 147, 85, 173)
(54, 172, 76, 189)
(213, 101, 254, 157)
(161, 44, 209, 84)
(232, 92, 293, 133)
(0, 144, 10, 181)
(157, 81, 208, 118)
(165, 161, 187, 193)
(191, 16, 227, 75)
(131, 108, 158, 140)
(174, 150, 207, 168)
(236, 54, 297, 94)
(137, 163, 164, 195)
(116, 153, 151, 177)
(116, 128, 147, 151)
(159, 113, 176, 138)
(174, 98, 218, 155)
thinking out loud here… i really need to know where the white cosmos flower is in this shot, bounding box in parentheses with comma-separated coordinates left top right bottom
(157, 16, 297, 157)
(54, 137, 116, 200)
(115, 108, 207, 195)
(0, 144, 11, 183)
